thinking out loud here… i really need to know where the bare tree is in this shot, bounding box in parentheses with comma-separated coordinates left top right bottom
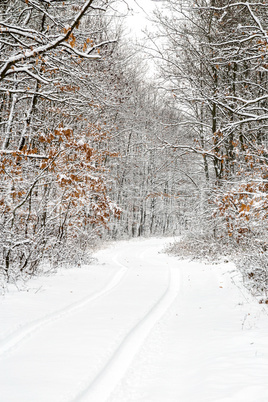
(0, 0, 121, 281)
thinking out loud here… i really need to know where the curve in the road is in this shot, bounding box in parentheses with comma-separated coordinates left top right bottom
(0, 253, 128, 358)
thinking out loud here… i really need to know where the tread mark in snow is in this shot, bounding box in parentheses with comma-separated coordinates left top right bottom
(71, 265, 181, 402)
(0, 254, 128, 358)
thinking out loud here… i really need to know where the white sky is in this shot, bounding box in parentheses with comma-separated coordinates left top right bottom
(110, 0, 166, 78)
(117, 0, 161, 38)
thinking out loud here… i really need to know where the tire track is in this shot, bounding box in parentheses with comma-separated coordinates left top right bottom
(0, 254, 128, 358)
(70, 263, 181, 402)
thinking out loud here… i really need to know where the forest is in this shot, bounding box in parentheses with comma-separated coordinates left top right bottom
(0, 0, 268, 299)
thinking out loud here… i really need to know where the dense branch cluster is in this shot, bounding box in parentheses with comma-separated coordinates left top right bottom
(152, 0, 268, 294)
(1, 0, 268, 294)
(0, 0, 121, 281)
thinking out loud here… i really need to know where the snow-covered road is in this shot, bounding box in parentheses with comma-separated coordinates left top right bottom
(0, 238, 268, 402)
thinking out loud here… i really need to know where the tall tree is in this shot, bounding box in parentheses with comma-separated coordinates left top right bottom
(0, 0, 121, 281)
(151, 0, 268, 243)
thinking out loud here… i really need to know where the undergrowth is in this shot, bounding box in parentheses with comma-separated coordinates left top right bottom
(167, 232, 268, 304)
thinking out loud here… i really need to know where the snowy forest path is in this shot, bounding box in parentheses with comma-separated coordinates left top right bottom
(0, 238, 181, 402)
(72, 242, 181, 402)
(1, 238, 268, 402)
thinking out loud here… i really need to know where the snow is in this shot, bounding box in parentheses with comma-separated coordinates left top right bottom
(0, 237, 268, 402)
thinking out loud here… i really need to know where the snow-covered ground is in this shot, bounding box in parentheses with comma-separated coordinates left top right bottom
(0, 238, 267, 402)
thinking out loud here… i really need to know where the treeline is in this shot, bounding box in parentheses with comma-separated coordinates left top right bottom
(0, 0, 190, 283)
(0, 0, 129, 282)
(151, 0, 268, 295)
(2, 0, 267, 293)
(104, 54, 197, 239)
